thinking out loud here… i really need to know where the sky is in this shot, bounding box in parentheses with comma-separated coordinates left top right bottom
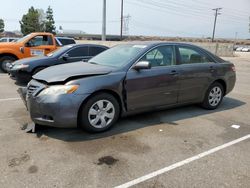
(1, 0, 250, 39)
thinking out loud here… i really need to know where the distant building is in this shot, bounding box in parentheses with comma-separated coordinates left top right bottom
(0, 31, 22, 37)
(57, 29, 86, 35)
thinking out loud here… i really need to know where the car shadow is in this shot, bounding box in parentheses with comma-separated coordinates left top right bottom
(34, 96, 246, 142)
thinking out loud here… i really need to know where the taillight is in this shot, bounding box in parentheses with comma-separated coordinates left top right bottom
(231, 65, 236, 72)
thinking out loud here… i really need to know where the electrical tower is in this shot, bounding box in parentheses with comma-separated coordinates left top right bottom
(212, 8, 222, 42)
(122, 15, 131, 36)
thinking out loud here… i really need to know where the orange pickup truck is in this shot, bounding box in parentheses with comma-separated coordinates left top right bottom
(0, 32, 75, 72)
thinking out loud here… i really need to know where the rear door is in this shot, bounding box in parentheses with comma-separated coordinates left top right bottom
(125, 45, 180, 111)
(176, 45, 217, 103)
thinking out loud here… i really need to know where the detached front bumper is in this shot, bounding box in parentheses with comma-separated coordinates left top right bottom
(17, 87, 28, 109)
(18, 84, 89, 128)
(26, 93, 89, 128)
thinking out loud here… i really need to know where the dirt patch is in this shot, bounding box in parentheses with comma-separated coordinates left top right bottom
(28, 165, 38, 173)
(97, 156, 119, 166)
(8, 153, 30, 167)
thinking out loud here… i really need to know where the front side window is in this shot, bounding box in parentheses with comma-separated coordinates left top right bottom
(178, 47, 211, 64)
(141, 46, 175, 67)
(27, 35, 53, 47)
(67, 47, 88, 57)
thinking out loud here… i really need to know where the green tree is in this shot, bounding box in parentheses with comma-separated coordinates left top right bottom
(19, 6, 43, 35)
(0, 19, 4, 33)
(45, 6, 56, 34)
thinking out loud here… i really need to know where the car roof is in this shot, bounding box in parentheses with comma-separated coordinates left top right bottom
(65, 43, 109, 48)
(55, 36, 75, 39)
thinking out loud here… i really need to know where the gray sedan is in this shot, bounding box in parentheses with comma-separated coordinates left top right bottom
(22, 42, 236, 132)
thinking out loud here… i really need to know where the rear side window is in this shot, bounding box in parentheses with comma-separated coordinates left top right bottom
(67, 47, 88, 57)
(58, 38, 76, 45)
(178, 47, 211, 64)
(89, 47, 107, 56)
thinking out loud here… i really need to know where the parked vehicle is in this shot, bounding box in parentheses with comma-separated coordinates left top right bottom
(235, 47, 244, 51)
(55, 37, 76, 46)
(19, 42, 236, 132)
(8, 44, 108, 83)
(241, 47, 250, 52)
(0, 37, 19, 43)
(0, 32, 75, 72)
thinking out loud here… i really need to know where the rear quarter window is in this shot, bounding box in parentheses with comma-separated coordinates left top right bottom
(89, 47, 107, 56)
(58, 38, 76, 45)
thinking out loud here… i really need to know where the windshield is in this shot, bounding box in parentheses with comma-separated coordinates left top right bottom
(89, 44, 147, 68)
(46, 45, 73, 57)
(16, 34, 32, 43)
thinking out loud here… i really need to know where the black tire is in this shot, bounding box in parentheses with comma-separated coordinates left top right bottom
(0, 56, 16, 73)
(32, 67, 45, 75)
(201, 82, 224, 110)
(79, 93, 120, 133)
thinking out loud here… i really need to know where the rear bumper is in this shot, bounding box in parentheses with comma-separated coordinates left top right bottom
(225, 73, 236, 95)
(26, 93, 89, 128)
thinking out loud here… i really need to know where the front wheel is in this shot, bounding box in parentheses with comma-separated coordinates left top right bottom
(201, 82, 224, 110)
(0, 56, 16, 73)
(79, 93, 120, 132)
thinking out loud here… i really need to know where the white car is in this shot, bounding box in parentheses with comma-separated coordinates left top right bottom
(0, 37, 19, 42)
(241, 47, 250, 52)
(236, 47, 244, 51)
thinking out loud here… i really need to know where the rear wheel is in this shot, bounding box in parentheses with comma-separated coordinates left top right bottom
(79, 93, 120, 132)
(0, 56, 16, 73)
(201, 82, 224, 110)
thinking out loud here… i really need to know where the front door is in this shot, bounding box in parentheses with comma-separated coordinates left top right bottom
(24, 35, 56, 57)
(125, 45, 180, 111)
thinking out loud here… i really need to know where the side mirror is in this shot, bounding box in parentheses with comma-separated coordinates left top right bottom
(133, 61, 151, 71)
(62, 54, 69, 61)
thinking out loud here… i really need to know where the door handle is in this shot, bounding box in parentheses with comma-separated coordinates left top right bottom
(170, 70, 178, 75)
(209, 66, 215, 72)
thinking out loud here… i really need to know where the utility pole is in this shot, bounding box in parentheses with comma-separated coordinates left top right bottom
(234, 32, 238, 45)
(212, 8, 222, 42)
(102, 0, 106, 41)
(120, 0, 124, 41)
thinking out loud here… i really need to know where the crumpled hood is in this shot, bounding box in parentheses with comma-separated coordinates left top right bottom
(33, 61, 115, 83)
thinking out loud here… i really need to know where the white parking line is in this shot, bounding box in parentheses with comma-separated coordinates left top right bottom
(0, 116, 27, 121)
(0, 98, 21, 102)
(115, 134, 250, 188)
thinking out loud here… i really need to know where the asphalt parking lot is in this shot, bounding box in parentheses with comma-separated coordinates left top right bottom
(0, 52, 249, 188)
